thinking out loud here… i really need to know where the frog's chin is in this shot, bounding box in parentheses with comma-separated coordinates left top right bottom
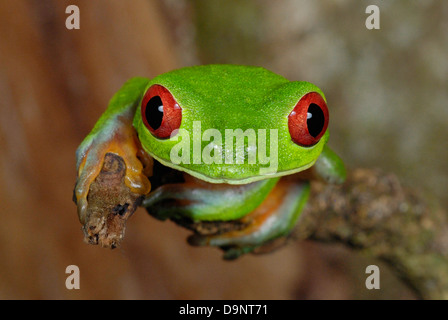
(147, 153, 315, 186)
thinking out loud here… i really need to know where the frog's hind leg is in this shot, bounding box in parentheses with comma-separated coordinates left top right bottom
(188, 179, 310, 260)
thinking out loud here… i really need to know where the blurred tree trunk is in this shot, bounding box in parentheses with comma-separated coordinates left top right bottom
(0, 0, 178, 299)
(0, 0, 307, 300)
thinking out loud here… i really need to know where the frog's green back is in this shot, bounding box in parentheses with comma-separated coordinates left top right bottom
(134, 64, 329, 184)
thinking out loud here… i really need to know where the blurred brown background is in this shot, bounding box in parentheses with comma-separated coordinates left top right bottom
(0, 0, 446, 299)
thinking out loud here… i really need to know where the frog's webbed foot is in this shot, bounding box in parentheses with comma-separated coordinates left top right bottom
(74, 109, 152, 233)
(187, 179, 310, 260)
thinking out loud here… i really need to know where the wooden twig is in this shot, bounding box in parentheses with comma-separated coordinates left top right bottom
(77, 153, 144, 249)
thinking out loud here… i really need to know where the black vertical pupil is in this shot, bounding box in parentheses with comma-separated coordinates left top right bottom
(307, 103, 324, 137)
(146, 96, 164, 130)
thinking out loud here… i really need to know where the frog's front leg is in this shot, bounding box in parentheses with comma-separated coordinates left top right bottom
(192, 146, 345, 259)
(188, 179, 310, 260)
(143, 176, 279, 222)
(74, 78, 152, 229)
(143, 175, 309, 260)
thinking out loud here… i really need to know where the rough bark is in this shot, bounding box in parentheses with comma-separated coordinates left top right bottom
(295, 169, 448, 300)
(77, 153, 144, 248)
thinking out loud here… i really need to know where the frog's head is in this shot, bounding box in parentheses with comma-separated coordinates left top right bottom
(133, 65, 329, 185)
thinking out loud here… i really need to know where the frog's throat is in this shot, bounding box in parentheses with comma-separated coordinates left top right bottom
(146, 152, 316, 185)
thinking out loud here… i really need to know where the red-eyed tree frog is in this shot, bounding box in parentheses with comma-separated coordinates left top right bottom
(74, 65, 346, 259)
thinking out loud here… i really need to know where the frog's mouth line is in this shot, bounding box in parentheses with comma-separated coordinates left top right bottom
(144, 154, 313, 198)
(144, 148, 316, 187)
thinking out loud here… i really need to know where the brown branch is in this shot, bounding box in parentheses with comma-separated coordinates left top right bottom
(79, 154, 448, 299)
(295, 168, 448, 300)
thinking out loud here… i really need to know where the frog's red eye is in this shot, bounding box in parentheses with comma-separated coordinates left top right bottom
(141, 84, 182, 139)
(288, 92, 329, 147)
